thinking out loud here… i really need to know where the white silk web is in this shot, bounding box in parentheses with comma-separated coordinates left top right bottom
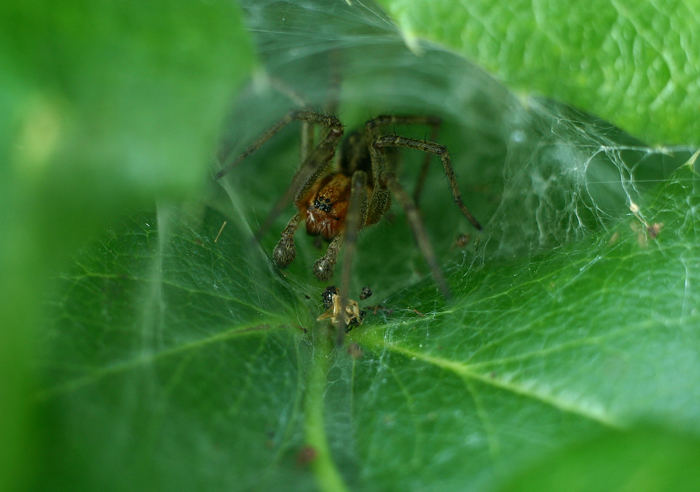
(220, 0, 693, 297)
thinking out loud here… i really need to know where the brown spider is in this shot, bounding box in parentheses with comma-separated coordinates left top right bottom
(217, 110, 481, 341)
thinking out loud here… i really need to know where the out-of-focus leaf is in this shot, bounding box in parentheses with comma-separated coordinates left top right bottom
(498, 427, 700, 492)
(0, 2, 254, 490)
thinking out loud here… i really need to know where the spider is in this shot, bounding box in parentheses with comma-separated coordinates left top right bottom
(217, 109, 481, 341)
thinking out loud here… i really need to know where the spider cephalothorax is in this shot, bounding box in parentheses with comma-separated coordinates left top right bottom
(217, 110, 481, 338)
(290, 128, 390, 266)
(301, 173, 352, 240)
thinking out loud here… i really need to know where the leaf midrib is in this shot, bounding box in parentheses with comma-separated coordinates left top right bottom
(358, 333, 624, 428)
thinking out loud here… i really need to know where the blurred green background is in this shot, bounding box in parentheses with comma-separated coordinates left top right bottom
(2, 1, 699, 491)
(0, 1, 253, 490)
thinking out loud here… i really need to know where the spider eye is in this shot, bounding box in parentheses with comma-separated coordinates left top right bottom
(313, 196, 333, 213)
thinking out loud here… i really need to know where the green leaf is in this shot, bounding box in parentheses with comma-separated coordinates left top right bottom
(39, 207, 313, 490)
(375, 0, 700, 146)
(351, 161, 700, 490)
(498, 427, 700, 492)
(37, 161, 700, 490)
(0, 2, 253, 490)
(27, 1, 700, 491)
(2, 0, 254, 206)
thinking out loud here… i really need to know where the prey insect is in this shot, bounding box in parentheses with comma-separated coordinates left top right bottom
(217, 109, 481, 343)
(317, 286, 363, 332)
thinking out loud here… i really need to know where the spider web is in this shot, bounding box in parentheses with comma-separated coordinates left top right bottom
(210, 1, 700, 488)
(218, 0, 692, 296)
(34, 1, 700, 490)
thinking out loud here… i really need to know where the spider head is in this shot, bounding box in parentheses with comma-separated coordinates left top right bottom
(303, 173, 351, 240)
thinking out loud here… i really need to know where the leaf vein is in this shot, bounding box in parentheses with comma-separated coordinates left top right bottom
(365, 338, 623, 428)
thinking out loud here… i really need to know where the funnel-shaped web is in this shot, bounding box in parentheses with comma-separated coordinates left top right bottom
(38, 1, 700, 491)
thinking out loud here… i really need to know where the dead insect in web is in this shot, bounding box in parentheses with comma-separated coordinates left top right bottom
(317, 285, 363, 332)
(321, 285, 339, 309)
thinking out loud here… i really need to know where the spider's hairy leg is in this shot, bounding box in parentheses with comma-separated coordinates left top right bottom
(217, 110, 340, 179)
(253, 113, 344, 244)
(337, 170, 369, 345)
(313, 234, 343, 281)
(217, 110, 295, 179)
(364, 114, 442, 207)
(300, 120, 314, 163)
(384, 173, 451, 298)
(365, 115, 442, 132)
(272, 213, 301, 268)
(374, 135, 482, 231)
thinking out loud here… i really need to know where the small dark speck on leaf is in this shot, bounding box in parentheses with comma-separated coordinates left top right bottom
(265, 430, 276, 449)
(297, 445, 317, 466)
(648, 222, 663, 239)
(360, 286, 373, 300)
(347, 343, 363, 359)
(453, 233, 471, 248)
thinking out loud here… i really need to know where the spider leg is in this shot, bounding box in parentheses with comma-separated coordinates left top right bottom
(216, 110, 341, 179)
(336, 170, 369, 344)
(301, 120, 315, 163)
(313, 235, 343, 281)
(365, 115, 442, 131)
(374, 135, 482, 230)
(384, 172, 451, 298)
(217, 111, 295, 179)
(364, 115, 442, 215)
(272, 212, 302, 268)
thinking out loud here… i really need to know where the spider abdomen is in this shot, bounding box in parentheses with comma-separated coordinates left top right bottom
(300, 173, 351, 240)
